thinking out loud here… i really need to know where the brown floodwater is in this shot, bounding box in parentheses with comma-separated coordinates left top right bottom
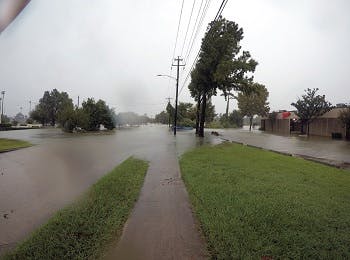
(0, 125, 217, 255)
(1, 126, 348, 255)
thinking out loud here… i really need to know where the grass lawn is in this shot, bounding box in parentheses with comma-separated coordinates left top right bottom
(180, 142, 350, 259)
(3, 157, 148, 260)
(0, 138, 32, 152)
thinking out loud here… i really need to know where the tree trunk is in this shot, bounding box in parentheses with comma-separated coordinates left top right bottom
(199, 92, 207, 137)
(195, 99, 201, 135)
(307, 122, 310, 136)
(225, 98, 229, 118)
(249, 116, 253, 131)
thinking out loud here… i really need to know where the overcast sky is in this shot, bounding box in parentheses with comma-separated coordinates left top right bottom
(0, 0, 349, 117)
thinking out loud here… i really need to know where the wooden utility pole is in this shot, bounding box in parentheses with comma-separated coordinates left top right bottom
(171, 56, 185, 135)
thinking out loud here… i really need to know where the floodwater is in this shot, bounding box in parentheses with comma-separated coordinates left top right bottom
(217, 127, 350, 163)
(1, 125, 349, 255)
(0, 125, 218, 255)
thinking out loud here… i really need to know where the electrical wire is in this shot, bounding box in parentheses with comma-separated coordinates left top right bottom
(179, 0, 229, 96)
(180, 0, 197, 57)
(171, 0, 185, 62)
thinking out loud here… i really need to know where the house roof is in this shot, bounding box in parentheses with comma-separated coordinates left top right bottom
(319, 108, 346, 118)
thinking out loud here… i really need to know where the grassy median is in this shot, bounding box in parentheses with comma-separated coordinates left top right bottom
(0, 138, 31, 152)
(180, 142, 350, 259)
(3, 157, 148, 260)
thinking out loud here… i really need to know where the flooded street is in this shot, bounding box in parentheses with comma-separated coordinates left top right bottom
(1, 126, 349, 254)
(0, 125, 217, 254)
(218, 127, 350, 163)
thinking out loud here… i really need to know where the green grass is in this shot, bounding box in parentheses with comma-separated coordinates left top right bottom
(180, 142, 350, 259)
(0, 138, 31, 152)
(3, 157, 148, 260)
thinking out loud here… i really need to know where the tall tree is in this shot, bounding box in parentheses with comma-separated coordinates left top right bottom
(291, 88, 332, 135)
(189, 17, 257, 137)
(31, 89, 73, 126)
(237, 83, 269, 131)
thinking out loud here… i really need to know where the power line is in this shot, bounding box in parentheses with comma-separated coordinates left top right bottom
(184, 0, 211, 62)
(183, 0, 204, 62)
(171, 0, 185, 62)
(180, 0, 197, 57)
(179, 0, 229, 96)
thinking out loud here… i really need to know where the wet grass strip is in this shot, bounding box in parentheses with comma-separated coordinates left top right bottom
(180, 142, 350, 259)
(0, 138, 31, 152)
(3, 157, 148, 260)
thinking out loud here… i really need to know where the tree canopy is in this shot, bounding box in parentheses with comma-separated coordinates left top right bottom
(291, 88, 332, 135)
(30, 89, 116, 132)
(237, 83, 269, 131)
(188, 17, 258, 136)
(31, 89, 73, 126)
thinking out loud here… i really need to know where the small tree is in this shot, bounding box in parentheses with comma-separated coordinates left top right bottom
(291, 88, 331, 135)
(237, 83, 269, 131)
(339, 107, 350, 139)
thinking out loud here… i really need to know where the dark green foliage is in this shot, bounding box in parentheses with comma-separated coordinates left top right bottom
(4, 158, 148, 260)
(226, 109, 243, 128)
(291, 88, 332, 135)
(189, 17, 258, 136)
(81, 98, 116, 131)
(30, 89, 73, 126)
(180, 143, 350, 259)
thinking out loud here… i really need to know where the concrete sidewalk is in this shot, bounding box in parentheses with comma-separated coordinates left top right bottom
(104, 143, 208, 259)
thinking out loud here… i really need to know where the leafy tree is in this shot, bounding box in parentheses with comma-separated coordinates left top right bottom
(228, 110, 243, 127)
(291, 88, 331, 135)
(154, 111, 168, 124)
(237, 83, 269, 131)
(81, 98, 115, 130)
(189, 17, 257, 137)
(177, 102, 193, 122)
(31, 89, 73, 126)
(339, 107, 350, 139)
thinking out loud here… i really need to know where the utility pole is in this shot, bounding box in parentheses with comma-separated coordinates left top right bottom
(77, 96, 80, 108)
(166, 97, 173, 128)
(29, 100, 32, 113)
(171, 56, 185, 135)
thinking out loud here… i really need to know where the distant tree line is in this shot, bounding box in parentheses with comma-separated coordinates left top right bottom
(30, 89, 116, 132)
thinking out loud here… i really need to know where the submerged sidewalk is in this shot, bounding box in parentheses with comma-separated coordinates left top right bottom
(104, 141, 208, 259)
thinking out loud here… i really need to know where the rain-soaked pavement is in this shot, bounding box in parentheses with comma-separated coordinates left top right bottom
(0, 125, 219, 256)
(0, 126, 349, 256)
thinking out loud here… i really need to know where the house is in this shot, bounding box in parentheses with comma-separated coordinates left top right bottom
(261, 108, 347, 139)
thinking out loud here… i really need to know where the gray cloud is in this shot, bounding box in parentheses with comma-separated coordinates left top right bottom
(0, 0, 349, 117)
